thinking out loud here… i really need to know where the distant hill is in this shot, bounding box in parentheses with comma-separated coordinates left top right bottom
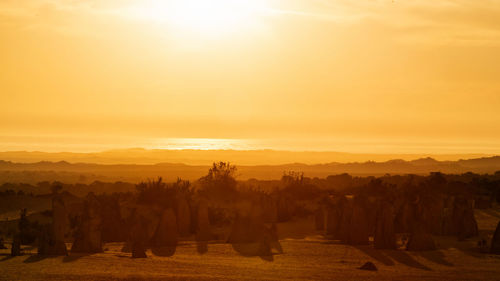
(0, 156, 499, 183)
(0, 148, 493, 165)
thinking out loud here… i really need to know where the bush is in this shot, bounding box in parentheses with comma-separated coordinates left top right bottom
(198, 162, 238, 202)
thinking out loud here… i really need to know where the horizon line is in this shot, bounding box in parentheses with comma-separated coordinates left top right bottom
(0, 147, 498, 156)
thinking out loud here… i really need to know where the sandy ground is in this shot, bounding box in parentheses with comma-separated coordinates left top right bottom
(2, 239, 500, 281)
(1, 209, 500, 281)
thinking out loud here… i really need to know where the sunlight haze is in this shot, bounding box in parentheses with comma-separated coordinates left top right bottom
(2, 2, 500, 280)
(1, 0, 500, 155)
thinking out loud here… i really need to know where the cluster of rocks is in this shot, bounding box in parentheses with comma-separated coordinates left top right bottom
(227, 204, 282, 256)
(374, 201, 397, 249)
(121, 196, 212, 258)
(122, 195, 284, 258)
(8, 185, 496, 259)
(242, 193, 295, 224)
(277, 195, 296, 222)
(71, 193, 103, 253)
(319, 195, 377, 246)
(29, 191, 210, 258)
(316, 191, 480, 251)
(37, 196, 68, 255)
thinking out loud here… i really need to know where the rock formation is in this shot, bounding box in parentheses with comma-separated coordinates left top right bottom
(453, 197, 478, 240)
(458, 205, 479, 240)
(130, 217, 147, 258)
(71, 193, 103, 253)
(38, 225, 67, 256)
(395, 201, 414, 234)
(176, 195, 191, 237)
(38, 196, 68, 255)
(136, 206, 161, 244)
(421, 195, 445, 235)
(338, 197, 353, 243)
(326, 200, 341, 238)
(348, 198, 369, 245)
(474, 196, 492, 209)
(365, 196, 378, 237)
(261, 195, 278, 223)
(132, 241, 147, 258)
(490, 221, 500, 254)
(153, 209, 178, 247)
(277, 196, 295, 222)
(227, 212, 281, 256)
(478, 238, 489, 253)
(11, 236, 21, 256)
(374, 201, 396, 249)
(38, 196, 68, 256)
(196, 200, 211, 241)
(100, 197, 126, 243)
(441, 199, 455, 235)
(406, 223, 436, 251)
(315, 208, 325, 231)
(121, 204, 162, 254)
(227, 215, 257, 244)
(0, 237, 6, 249)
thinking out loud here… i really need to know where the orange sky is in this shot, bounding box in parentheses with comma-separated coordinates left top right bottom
(1, 0, 499, 154)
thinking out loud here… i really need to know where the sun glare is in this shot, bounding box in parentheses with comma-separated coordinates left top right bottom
(135, 0, 270, 37)
(152, 138, 252, 150)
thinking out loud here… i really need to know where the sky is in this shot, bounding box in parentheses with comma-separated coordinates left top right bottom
(1, 0, 500, 154)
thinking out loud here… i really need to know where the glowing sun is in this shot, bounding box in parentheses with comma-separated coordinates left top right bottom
(137, 0, 270, 36)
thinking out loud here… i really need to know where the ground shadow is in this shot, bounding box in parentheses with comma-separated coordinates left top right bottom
(384, 250, 431, 271)
(416, 250, 454, 266)
(63, 253, 90, 263)
(320, 240, 340, 245)
(270, 240, 283, 254)
(23, 255, 51, 263)
(121, 241, 131, 253)
(456, 244, 492, 259)
(435, 234, 493, 260)
(0, 254, 16, 262)
(354, 245, 394, 266)
(478, 229, 494, 238)
(259, 254, 274, 262)
(196, 241, 208, 254)
(231, 243, 276, 262)
(114, 254, 131, 258)
(151, 246, 176, 257)
(482, 208, 500, 218)
(23, 245, 37, 251)
(231, 243, 263, 257)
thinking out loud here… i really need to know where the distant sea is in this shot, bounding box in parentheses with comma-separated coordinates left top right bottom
(0, 135, 499, 155)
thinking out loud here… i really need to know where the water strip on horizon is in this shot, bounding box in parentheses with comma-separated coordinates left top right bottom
(0, 135, 499, 154)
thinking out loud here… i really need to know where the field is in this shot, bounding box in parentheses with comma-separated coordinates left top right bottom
(2, 209, 500, 281)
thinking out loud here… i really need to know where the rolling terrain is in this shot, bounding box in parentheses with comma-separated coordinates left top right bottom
(0, 156, 499, 183)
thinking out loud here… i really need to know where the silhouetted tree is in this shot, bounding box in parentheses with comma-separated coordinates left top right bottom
(136, 177, 176, 207)
(199, 162, 238, 202)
